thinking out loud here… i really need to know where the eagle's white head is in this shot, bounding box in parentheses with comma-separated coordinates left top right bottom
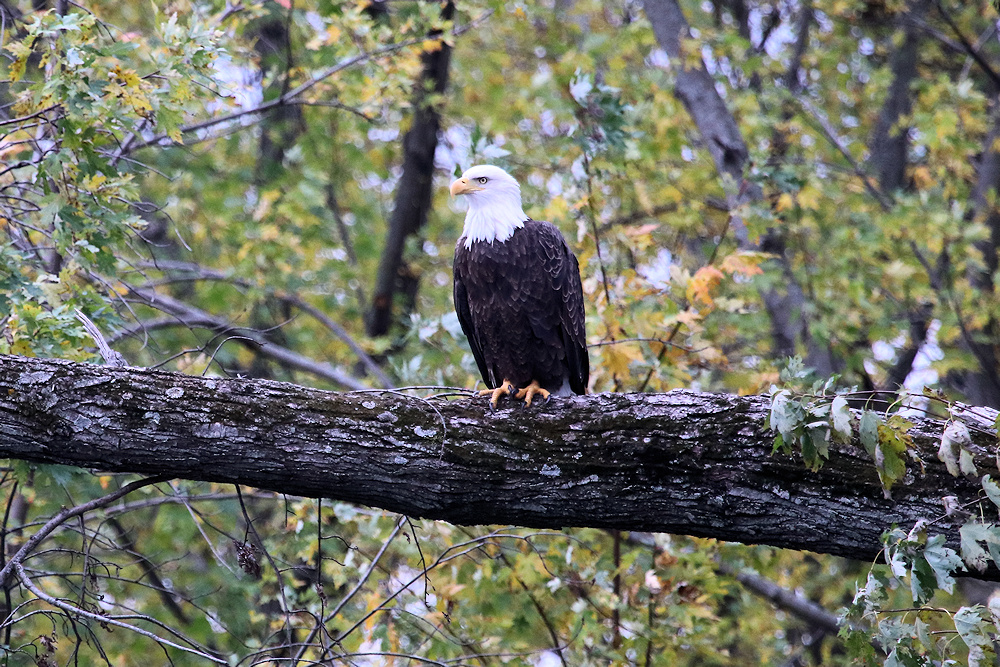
(450, 165, 528, 249)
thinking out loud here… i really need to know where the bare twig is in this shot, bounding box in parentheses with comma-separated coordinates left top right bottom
(14, 562, 226, 664)
(118, 11, 493, 159)
(120, 282, 369, 390)
(0, 476, 168, 588)
(796, 97, 894, 211)
(75, 310, 128, 368)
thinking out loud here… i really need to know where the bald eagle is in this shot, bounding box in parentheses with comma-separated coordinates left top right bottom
(450, 165, 589, 408)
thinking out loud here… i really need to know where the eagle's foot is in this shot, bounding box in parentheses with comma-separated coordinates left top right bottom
(478, 380, 515, 410)
(515, 380, 550, 407)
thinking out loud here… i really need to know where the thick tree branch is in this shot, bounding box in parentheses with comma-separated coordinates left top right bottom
(642, 0, 748, 193)
(0, 355, 995, 575)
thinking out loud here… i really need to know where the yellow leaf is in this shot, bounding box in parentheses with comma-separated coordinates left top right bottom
(797, 185, 821, 210)
(686, 266, 724, 306)
(675, 309, 701, 326)
(10, 339, 33, 357)
(775, 192, 795, 212)
(912, 166, 933, 190)
(253, 190, 280, 222)
(602, 343, 644, 377)
(422, 39, 442, 53)
(99, 475, 111, 489)
(720, 252, 765, 277)
(8, 59, 25, 83)
(168, 127, 183, 144)
(541, 195, 569, 222)
(81, 174, 107, 191)
(622, 223, 659, 238)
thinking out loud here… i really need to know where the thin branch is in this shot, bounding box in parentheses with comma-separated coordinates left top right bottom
(932, 1, 1000, 88)
(121, 282, 369, 390)
(14, 562, 226, 664)
(293, 517, 404, 665)
(119, 11, 493, 158)
(125, 260, 392, 388)
(0, 476, 168, 588)
(796, 97, 894, 211)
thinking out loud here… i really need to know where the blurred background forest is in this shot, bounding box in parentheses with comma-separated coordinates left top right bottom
(1, 0, 999, 664)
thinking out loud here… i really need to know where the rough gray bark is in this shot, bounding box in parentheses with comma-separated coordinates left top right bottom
(0, 354, 994, 572)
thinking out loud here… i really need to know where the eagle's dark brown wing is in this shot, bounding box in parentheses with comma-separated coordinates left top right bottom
(534, 220, 589, 394)
(453, 240, 494, 388)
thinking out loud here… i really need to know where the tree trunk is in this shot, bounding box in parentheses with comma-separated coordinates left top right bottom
(868, 0, 926, 194)
(367, 2, 455, 337)
(0, 354, 994, 574)
(642, 0, 837, 376)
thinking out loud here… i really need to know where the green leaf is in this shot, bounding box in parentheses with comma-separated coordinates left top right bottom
(769, 390, 803, 441)
(860, 410, 879, 458)
(830, 395, 852, 442)
(37, 463, 86, 489)
(959, 523, 1000, 573)
(923, 534, 963, 595)
(960, 448, 979, 476)
(984, 475, 1000, 509)
(939, 421, 973, 477)
(955, 606, 991, 649)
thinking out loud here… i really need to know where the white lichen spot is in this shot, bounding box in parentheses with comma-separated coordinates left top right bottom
(393, 455, 409, 465)
(540, 464, 561, 477)
(581, 474, 599, 484)
(287, 402, 300, 410)
(205, 380, 217, 390)
(362, 400, 377, 410)
(643, 437, 651, 444)
(72, 377, 110, 389)
(122, 392, 133, 400)
(19, 371, 54, 385)
(414, 426, 436, 438)
(143, 411, 160, 424)
(377, 411, 398, 424)
(196, 423, 238, 439)
(72, 414, 93, 430)
(166, 387, 184, 399)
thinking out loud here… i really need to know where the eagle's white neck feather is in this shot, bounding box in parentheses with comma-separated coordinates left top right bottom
(462, 199, 528, 248)
(460, 172, 528, 249)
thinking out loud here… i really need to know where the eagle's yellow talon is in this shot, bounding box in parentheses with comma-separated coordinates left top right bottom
(515, 381, 550, 407)
(478, 380, 515, 409)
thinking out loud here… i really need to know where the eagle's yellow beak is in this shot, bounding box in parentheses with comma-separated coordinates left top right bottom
(450, 177, 481, 197)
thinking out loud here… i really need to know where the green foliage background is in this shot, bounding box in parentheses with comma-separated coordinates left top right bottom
(0, 0, 998, 664)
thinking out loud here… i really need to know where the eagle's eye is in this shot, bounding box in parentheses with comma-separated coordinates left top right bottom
(477, 177, 488, 184)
